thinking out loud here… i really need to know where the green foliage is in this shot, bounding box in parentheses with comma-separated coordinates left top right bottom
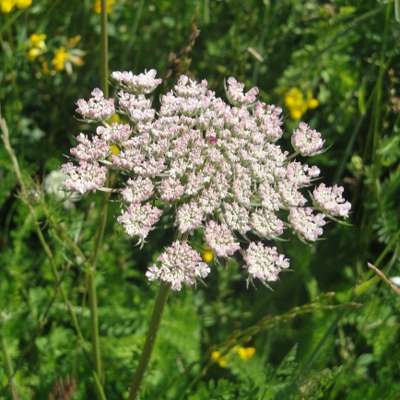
(1, 0, 400, 399)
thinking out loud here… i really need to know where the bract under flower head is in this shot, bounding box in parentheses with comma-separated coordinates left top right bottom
(62, 69, 351, 290)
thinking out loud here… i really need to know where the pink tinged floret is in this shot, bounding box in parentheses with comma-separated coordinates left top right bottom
(111, 69, 162, 94)
(288, 207, 326, 242)
(158, 177, 185, 201)
(254, 102, 283, 143)
(176, 202, 203, 233)
(121, 177, 154, 204)
(313, 183, 351, 218)
(225, 77, 259, 107)
(61, 161, 107, 194)
(70, 134, 109, 161)
(198, 187, 221, 214)
(96, 123, 132, 144)
(222, 202, 250, 234)
(174, 75, 209, 97)
(204, 221, 240, 258)
(278, 181, 307, 207)
(250, 209, 284, 238)
(292, 122, 325, 156)
(285, 161, 316, 186)
(117, 203, 162, 240)
(184, 172, 206, 196)
(244, 242, 290, 283)
(146, 241, 210, 291)
(258, 181, 282, 211)
(76, 88, 115, 122)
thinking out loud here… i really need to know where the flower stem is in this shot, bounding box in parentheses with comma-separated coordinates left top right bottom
(128, 281, 171, 400)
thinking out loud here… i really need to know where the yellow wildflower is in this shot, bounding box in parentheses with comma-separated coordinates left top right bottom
(0, 0, 15, 13)
(0, 0, 31, 13)
(284, 88, 319, 120)
(212, 346, 256, 368)
(51, 36, 85, 75)
(109, 145, 120, 155)
(306, 91, 319, 109)
(108, 113, 121, 124)
(28, 33, 46, 61)
(211, 351, 228, 368)
(93, 0, 115, 14)
(30, 33, 46, 48)
(42, 61, 49, 74)
(16, 0, 31, 8)
(201, 245, 214, 263)
(235, 346, 256, 361)
(52, 47, 68, 71)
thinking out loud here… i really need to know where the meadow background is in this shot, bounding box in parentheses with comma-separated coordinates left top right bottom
(1, 0, 400, 399)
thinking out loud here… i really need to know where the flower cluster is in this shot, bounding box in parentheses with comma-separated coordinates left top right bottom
(62, 69, 351, 290)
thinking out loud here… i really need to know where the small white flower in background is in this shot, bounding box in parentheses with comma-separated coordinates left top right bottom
(62, 69, 351, 290)
(45, 170, 79, 209)
(389, 277, 400, 287)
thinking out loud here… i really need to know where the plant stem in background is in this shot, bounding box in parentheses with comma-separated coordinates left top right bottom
(86, 1, 110, 395)
(128, 281, 172, 400)
(0, 115, 107, 397)
(0, 334, 19, 400)
(100, 0, 109, 98)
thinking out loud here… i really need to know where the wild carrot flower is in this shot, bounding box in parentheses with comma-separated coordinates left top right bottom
(62, 70, 350, 290)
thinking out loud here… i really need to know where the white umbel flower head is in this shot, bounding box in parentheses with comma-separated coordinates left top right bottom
(62, 69, 351, 290)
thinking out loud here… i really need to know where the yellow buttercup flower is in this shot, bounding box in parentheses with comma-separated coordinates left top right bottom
(93, 0, 115, 14)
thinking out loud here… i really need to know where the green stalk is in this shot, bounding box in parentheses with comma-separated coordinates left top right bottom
(0, 334, 19, 400)
(100, 0, 109, 98)
(86, 1, 110, 394)
(128, 281, 172, 400)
